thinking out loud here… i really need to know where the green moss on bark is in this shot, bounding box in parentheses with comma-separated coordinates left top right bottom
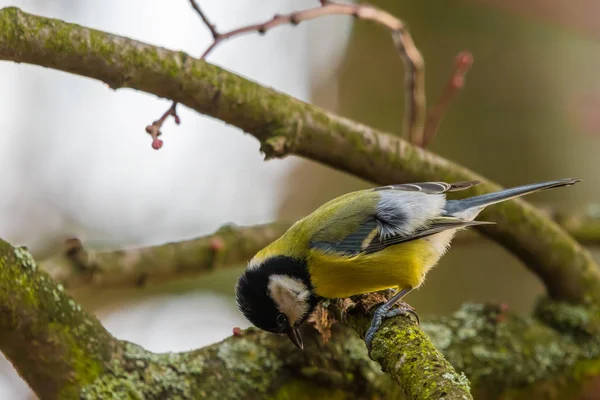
(80, 328, 397, 400)
(0, 240, 118, 399)
(422, 302, 600, 399)
(337, 296, 473, 399)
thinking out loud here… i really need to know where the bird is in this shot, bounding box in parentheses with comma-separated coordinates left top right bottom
(235, 178, 580, 351)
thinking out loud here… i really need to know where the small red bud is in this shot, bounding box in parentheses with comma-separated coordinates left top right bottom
(174, 115, 181, 125)
(152, 139, 163, 150)
(210, 237, 225, 252)
(232, 327, 242, 336)
(456, 51, 473, 68)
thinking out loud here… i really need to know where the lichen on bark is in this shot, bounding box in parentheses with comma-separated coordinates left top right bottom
(422, 302, 600, 399)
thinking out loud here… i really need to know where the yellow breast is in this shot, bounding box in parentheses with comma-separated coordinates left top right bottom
(308, 239, 441, 299)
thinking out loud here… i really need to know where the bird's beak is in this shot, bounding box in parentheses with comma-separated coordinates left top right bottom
(287, 326, 304, 350)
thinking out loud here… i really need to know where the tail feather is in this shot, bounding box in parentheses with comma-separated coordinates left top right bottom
(444, 178, 581, 220)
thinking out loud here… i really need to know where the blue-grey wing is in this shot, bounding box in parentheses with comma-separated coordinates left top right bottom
(311, 180, 482, 256)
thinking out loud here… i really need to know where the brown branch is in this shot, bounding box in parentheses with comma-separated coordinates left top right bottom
(144, 0, 222, 150)
(200, 3, 425, 146)
(422, 51, 473, 147)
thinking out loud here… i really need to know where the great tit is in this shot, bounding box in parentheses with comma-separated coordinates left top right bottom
(235, 178, 580, 350)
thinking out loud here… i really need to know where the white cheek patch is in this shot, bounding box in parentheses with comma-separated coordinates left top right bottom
(268, 275, 310, 325)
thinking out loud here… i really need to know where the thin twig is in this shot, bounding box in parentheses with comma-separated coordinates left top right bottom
(149, 1, 426, 149)
(189, 0, 219, 39)
(143, 1, 221, 150)
(197, 2, 425, 145)
(421, 51, 473, 147)
(145, 102, 180, 150)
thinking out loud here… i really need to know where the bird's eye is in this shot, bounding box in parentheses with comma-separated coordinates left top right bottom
(277, 314, 288, 326)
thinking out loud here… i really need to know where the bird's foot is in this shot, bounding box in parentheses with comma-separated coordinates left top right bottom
(365, 301, 420, 359)
(387, 301, 420, 325)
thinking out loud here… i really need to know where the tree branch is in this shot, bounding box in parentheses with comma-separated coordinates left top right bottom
(0, 7, 596, 305)
(422, 51, 473, 147)
(332, 294, 473, 399)
(0, 240, 119, 398)
(188, 0, 219, 39)
(43, 223, 289, 290)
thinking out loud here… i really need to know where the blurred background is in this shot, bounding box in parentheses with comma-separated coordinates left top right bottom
(0, 0, 599, 397)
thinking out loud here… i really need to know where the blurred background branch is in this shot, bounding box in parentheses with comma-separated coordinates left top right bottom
(43, 223, 289, 290)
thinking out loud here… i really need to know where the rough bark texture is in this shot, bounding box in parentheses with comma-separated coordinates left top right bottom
(336, 293, 600, 400)
(0, 240, 119, 399)
(78, 326, 401, 400)
(335, 295, 472, 399)
(1, 7, 598, 306)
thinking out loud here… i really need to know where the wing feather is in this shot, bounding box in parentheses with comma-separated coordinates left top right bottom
(373, 181, 480, 194)
(363, 219, 493, 254)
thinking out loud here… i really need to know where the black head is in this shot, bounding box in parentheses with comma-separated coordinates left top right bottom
(235, 255, 319, 349)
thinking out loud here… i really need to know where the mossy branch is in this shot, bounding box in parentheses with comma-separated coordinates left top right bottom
(330, 293, 600, 400)
(3, 235, 600, 398)
(333, 294, 473, 399)
(0, 239, 119, 399)
(0, 7, 598, 306)
(0, 238, 400, 399)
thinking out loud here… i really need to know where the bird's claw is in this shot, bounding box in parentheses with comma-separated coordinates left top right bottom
(387, 301, 420, 325)
(365, 301, 420, 359)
